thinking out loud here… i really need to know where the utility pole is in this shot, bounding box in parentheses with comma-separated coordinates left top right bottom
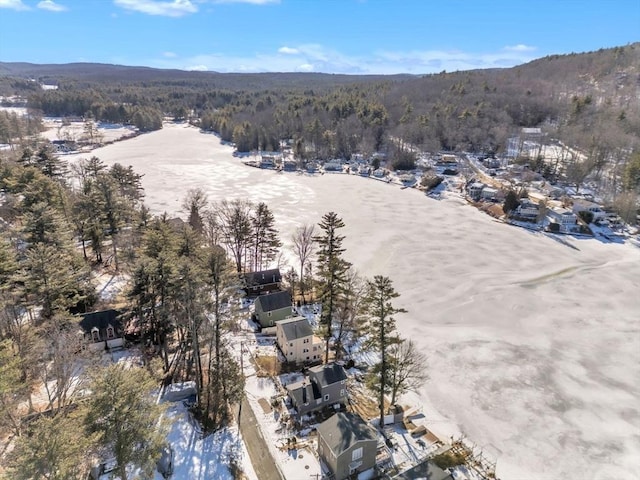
(238, 341, 244, 422)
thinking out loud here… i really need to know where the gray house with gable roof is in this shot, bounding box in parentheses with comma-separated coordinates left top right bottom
(253, 290, 292, 328)
(317, 412, 378, 480)
(286, 363, 348, 416)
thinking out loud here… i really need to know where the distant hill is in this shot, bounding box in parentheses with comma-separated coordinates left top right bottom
(0, 61, 412, 91)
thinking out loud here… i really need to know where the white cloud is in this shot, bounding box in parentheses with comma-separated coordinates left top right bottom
(114, 0, 197, 17)
(0, 0, 29, 10)
(37, 0, 67, 11)
(149, 43, 539, 75)
(504, 44, 537, 52)
(278, 46, 299, 55)
(163, 51, 177, 58)
(187, 64, 208, 71)
(212, 0, 279, 4)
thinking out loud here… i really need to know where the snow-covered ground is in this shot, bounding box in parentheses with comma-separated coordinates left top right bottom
(158, 401, 257, 480)
(66, 123, 640, 480)
(92, 270, 130, 302)
(40, 118, 136, 145)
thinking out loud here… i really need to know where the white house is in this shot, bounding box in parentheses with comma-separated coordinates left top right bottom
(276, 316, 323, 364)
(548, 207, 578, 232)
(572, 199, 607, 222)
(480, 187, 499, 200)
(515, 199, 540, 219)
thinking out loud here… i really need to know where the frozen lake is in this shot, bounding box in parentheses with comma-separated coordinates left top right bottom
(69, 123, 640, 480)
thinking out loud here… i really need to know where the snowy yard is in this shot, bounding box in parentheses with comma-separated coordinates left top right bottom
(157, 401, 256, 480)
(92, 270, 130, 303)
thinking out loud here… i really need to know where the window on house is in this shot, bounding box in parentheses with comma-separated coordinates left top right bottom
(323, 394, 329, 402)
(91, 329, 100, 342)
(268, 312, 272, 317)
(289, 342, 293, 347)
(306, 356, 309, 360)
(352, 447, 363, 461)
(106, 326, 115, 339)
(340, 389, 345, 396)
(289, 352, 293, 356)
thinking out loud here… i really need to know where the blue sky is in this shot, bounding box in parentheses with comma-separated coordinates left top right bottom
(0, 0, 639, 74)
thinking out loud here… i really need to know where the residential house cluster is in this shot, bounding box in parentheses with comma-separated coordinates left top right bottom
(245, 268, 324, 365)
(243, 270, 385, 479)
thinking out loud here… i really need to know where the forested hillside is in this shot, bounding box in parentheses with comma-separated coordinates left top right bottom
(1, 43, 638, 163)
(0, 44, 640, 158)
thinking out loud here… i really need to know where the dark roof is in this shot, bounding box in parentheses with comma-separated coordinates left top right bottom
(278, 316, 313, 341)
(287, 381, 319, 406)
(316, 412, 377, 456)
(78, 309, 122, 333)
(244, 268, 282, 286)
(256, 291, 291, 312)
(393, 459, 454, 480)
(309, 363, 347, 387)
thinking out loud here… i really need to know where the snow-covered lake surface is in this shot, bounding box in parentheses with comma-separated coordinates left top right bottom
(68, 123, 640, 480)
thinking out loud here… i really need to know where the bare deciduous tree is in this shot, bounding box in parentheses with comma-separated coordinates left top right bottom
(216, 199, 253, 273)
(388, 340, 428, 405)
(291, 223, 315, 303)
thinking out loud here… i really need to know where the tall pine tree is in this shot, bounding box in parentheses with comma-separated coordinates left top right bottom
(314, 212, 351, 363)
(362, 275, 405, 428)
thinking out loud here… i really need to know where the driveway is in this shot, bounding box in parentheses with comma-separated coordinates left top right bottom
(237, 397, 283, 480)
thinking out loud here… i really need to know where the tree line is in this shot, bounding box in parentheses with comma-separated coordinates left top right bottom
(1, 43, 635, 162)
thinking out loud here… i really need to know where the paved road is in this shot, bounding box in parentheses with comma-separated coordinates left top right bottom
(237, 396, 283, 480)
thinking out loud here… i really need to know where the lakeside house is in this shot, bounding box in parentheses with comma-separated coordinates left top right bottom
(316, 412, 378, 480)
(286, 363, 348, 416)
(467, 181, 485, 201)
(548, 207, 578, 233)
(323, 160, 344, 172)
(393, 459, 453, 480)
(514, 198, 540, 221)
(572, 199, 607, 222)
(259, 153, 282, 169)
(276, 316, 323, 365)
(243, 268, 282, 297)
(253, 290, 292, 328)
(283, 159, 297, 172)
(480, 186, 499, 201)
